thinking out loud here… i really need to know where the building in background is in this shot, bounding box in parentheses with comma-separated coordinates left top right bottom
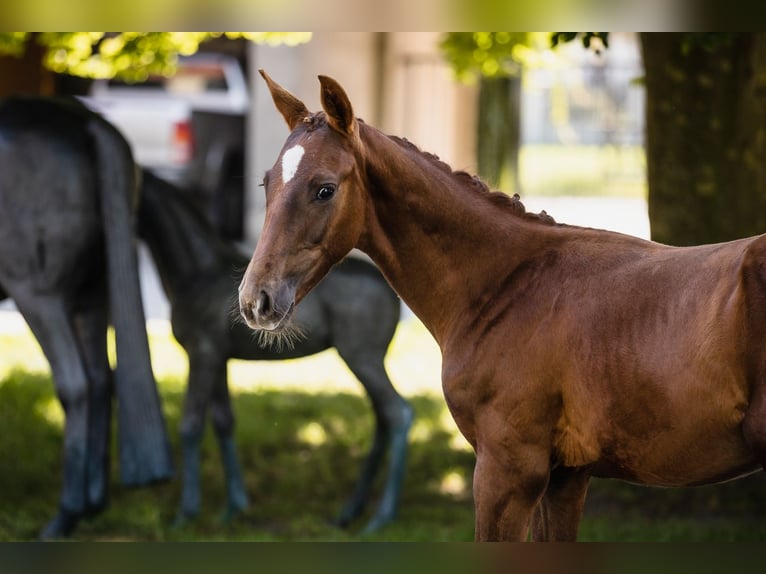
(0, 32, 645, 246)
(244, 32, 645, 245)
(246, 32, 477, 244)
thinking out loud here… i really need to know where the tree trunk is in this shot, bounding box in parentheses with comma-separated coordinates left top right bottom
(477, 74, 521, 193)
(0, 38, 54, 97)
(641, 33, 766, 246)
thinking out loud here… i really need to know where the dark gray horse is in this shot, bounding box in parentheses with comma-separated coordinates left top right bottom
(137, 171, 413, 533)
(0, 98, 173, 538)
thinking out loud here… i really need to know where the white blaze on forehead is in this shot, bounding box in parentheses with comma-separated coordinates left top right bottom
(281, 145, 305, 183)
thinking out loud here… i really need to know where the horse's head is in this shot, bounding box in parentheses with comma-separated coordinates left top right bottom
(239, 71, 367, 335)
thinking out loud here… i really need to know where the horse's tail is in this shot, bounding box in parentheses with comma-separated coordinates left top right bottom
(87, 115, 173, 486)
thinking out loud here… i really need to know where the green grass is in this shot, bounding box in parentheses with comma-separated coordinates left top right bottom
(519, 144, 647, 198)
(1, 316, 765, 541)
(0, 317, 475, 541)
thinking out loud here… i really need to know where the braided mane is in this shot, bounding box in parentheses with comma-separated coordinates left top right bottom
(307, 112, 556, 226)
(386, 132, 556, 226)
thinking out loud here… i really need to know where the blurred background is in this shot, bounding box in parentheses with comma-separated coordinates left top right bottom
(1, 32, 766, 541)
(0, 32, 652, 320)
(0, 32, 651, 253)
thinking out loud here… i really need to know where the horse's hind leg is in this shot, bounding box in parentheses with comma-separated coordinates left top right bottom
(529, 466, 590, 541)
(71, 278, 112, 516)
(334, 347, 413, 534)
(11, 290, 92, 538)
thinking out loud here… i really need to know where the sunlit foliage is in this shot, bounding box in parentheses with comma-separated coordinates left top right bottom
(0, 32, 311, 81)
(439, 32, 529, 81)
(0, 32, 29, 56)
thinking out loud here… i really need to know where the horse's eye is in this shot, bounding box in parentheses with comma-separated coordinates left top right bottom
(315, 184, 336, 201)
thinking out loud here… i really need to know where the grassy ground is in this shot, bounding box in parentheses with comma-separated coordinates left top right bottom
(2, 315, 766, 541)
(0, 317, 476, 541)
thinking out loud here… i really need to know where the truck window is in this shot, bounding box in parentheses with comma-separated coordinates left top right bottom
(106, 64, 229, 94)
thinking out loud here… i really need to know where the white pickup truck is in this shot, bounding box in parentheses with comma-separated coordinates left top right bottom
(81, 52, 249, 239)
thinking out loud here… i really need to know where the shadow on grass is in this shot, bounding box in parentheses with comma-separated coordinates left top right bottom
(0, 368, 475, 541)
(2, 367, 766, 541)
(581, 472, 766, 541)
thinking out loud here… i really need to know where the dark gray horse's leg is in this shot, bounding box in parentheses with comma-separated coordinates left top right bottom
(210, 376, 249, 521)
(334, 350, 413, 533)
(174, 355, 214, 524)
(13, 291, 91, 538)
(175, 353, 248, 524)
(72, 280, 112, 516)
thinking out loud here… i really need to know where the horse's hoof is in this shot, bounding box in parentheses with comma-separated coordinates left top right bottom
(216, 504, 246, 525)
(359, 514, 394, 536)
(332, 512, 354, 530)
(39, 509, 80, 540)
(85, 498, 109, 518)
(171, 511, 197, 529)
(334, 502, 364, 530)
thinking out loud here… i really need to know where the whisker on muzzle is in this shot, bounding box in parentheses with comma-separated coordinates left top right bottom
(253, 321, 306, 352)
(228, 294, 247, 326)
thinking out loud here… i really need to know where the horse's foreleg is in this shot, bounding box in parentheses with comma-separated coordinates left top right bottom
(175, 352, 227, 525)
(13, 291, 91, 538)
(175, 355, 214, 524)
(529, 466, 590, 541)
(334, 352, 413, 533)
(473, 441, 551, 541)
(209, 370, 249, 522)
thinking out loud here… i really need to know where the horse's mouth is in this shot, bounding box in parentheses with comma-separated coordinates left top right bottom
(242, 299, 294, 333)
(259, 301, 295, 332)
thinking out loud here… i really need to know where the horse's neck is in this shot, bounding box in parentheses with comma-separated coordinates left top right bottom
(357, 126, 553, 345)
(141, 188, 243, 300)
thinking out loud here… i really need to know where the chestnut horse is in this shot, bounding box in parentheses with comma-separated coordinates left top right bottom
(239, 71, 766, 541)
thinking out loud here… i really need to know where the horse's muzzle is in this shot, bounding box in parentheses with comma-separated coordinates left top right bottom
(239, 283, 295, 332)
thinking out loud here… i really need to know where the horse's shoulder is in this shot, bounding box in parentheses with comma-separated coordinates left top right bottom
(743, 233, 766, 257)
(740, 234, 766, 287)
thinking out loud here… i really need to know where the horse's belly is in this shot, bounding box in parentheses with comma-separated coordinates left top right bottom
(589, 415, 758, 487)
(590, 450, 760, 486)
(0, 209, 100, 287)
(0, 145, 100, 288)
(555, 310, 756, 486)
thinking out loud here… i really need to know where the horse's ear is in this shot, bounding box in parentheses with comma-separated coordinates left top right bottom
(318, 75, 356, 136)
(259, 69, 310, 131)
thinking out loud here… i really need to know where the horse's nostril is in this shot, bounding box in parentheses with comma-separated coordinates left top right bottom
(240, 301, 254, 322)
(256, 290, 271, 316)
